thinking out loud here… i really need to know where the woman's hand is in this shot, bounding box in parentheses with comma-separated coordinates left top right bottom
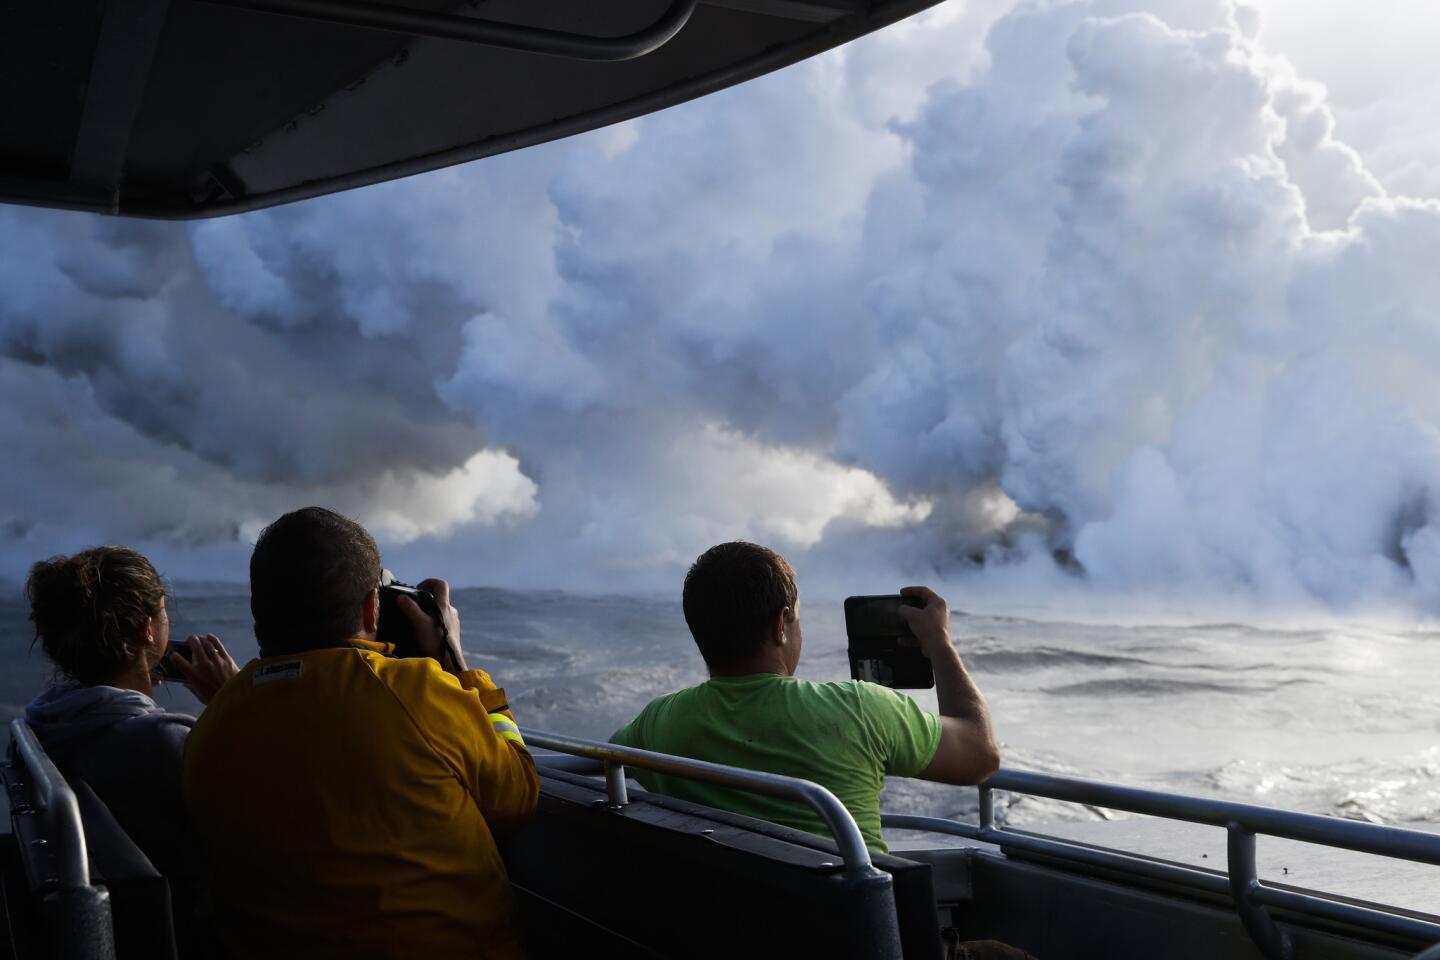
(170, 633, 240, 704)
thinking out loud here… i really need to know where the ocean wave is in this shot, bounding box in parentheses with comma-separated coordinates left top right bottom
(1043, 677, 1314, 698)
(882, 748, 1120, 832)
(466, 638, 579, 664)
(1202, 754, 1440, 825)
(509, 662, 705, 740)
(966, 646, 1156, 672)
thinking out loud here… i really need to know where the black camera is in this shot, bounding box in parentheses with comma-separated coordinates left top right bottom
(376, 571, 453, 668)
(153, 640, 192, 682)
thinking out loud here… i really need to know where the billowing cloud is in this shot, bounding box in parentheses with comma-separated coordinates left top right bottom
(352, 450, 539, 544)
(3, 0, 1440, 613)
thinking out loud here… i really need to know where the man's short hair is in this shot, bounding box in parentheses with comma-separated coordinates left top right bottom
(682, 542, 798, 669)
(251, 507, 381, 655)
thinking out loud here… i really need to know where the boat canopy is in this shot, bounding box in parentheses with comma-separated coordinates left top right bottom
(1, 0, 942, 219)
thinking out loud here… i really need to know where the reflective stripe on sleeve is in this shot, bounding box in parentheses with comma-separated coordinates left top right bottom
(488, 713, 525, 746)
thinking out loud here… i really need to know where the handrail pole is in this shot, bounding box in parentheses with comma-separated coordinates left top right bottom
(978, 786, 995, 830)
(894, 769, 1440, 958)
(603, 760, 629, 808)
(8, 720, 117, 960)
(522, 727, 879, 881)
(525, 727, 904, 959)
(983, 768, 1440, 866)
(881, 813, 1440, 944)
(8, 720, 91, 889)
(1253, 887, 1440, 943)
(1227, 822, 1291, 960)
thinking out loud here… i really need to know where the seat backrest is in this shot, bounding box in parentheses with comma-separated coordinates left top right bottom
(503, 769, 943, 960)
(68, 781, 177, 960)
(3, 720, 183, 960)
(3, 723, 116, 960)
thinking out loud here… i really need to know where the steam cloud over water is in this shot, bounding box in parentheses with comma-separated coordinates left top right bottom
(3, 0, 1440, 612)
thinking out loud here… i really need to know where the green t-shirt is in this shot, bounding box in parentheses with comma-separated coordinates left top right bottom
(611, 674, 942, 852)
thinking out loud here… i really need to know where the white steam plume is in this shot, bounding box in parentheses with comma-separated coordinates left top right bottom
(3, 0, 1440, 613)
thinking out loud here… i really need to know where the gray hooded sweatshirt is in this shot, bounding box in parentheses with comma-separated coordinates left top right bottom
(25, 683, 197, 877)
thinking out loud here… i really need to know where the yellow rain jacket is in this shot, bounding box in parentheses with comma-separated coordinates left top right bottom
(184, 641, 538, 960)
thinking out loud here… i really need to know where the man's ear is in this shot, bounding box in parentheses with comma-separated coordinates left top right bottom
(361, 589, 379, 636)
(769, 607, 789, 646)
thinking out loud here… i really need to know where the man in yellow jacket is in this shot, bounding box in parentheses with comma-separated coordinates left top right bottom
(184, 507, 538, 960)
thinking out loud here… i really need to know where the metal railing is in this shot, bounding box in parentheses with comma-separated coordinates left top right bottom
(7, 719, 92, 891)
(521, 727, 880, 881)
(5, 719, 116, 960)
(883, 768, 1440, 960)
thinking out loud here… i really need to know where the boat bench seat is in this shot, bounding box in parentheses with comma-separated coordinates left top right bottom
(2, 765, 184, 960)
(502, 768, 945, 959)
(1, 730, 222, 960)
(70, 780, 182, 960)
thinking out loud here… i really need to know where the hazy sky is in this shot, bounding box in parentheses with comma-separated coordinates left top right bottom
(1252, 0, 1440, 197)
(1255, 0, 1433, 107)
(3, 0, 1440, 616)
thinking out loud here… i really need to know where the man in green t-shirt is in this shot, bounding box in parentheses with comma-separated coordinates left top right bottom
(611, 541, 1000, 852)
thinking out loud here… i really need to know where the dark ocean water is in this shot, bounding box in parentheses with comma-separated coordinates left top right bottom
(6, 584, 1440, 829)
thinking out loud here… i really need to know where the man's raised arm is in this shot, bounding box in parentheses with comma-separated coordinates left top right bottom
(400, 576, 539, 831)
(899, 586, 1001, 785)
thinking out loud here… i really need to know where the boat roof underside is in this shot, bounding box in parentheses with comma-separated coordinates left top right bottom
(1, 0, 943, 219)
